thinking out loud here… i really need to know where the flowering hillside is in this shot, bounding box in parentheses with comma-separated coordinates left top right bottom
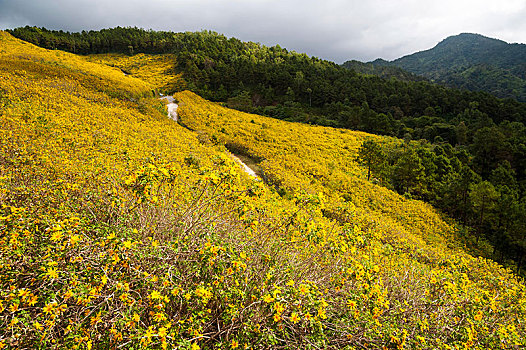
(86, 53, 186, 93)
(175, 91, 453, 246)
(1, 31, 525, 349)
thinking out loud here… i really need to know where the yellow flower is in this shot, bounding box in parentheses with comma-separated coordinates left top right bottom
(64, 290, 74, 300)
(149, 290, 162, 300)
(90, 311, 102, 325)
(51, 231, 62, 241)
(191, 343, 200, 350)
(43, 302, 56, 314)
(112, 254, 121, 264)
(231, 339, 239, 349)
(298, 284, 309, 295)
(70, 234, 81, 246)
(158, 327, 167, 338)
(474, 311, 483, 321)
(154, 312, 166, 322)
(46, 267, 58, 279)
(263, 294, 274, 303)
(290, 312, 300, 324)
(274, 302, 285, 314)
(18, 289, 30, 298)
(28, 295, 38, 306)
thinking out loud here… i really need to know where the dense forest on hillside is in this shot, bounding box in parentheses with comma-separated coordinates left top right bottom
(8, 26, 526, 272)
(367, 33, 526, 102)
(341, 60, 427, 82)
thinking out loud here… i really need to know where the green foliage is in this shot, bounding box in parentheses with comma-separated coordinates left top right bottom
(469, 181, 500, 233)
(342, 59, 427, 82)
(392, 148, 425, 195)
(227, 90, 253, 112)
(356, 138, 526, 273)
(356, 139, 386, 181)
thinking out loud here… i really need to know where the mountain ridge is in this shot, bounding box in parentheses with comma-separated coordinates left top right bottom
(364, 32, 526, 101)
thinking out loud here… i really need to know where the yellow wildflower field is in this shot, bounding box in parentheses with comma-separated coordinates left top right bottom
(86, 52, 186, 93)
(1, 31, 525, 349)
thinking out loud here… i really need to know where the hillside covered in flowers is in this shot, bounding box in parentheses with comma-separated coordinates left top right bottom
(1, 31, 525, 349)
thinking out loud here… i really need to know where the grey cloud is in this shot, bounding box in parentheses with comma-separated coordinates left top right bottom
(0, 0, 525, 62)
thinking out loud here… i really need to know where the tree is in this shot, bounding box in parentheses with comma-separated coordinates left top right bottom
(356, 139, 385, 181)
(469, 181, 500, 242)
(456, 121, 468, 145)
(392, 149, 425, 195)
(489, 161, 518, 196)
(471, 127, 511, 177)
(226, 91, 252, 112)
(306, 88, 312, 107)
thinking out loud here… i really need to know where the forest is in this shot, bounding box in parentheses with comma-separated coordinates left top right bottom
(8, 25, 526, 272)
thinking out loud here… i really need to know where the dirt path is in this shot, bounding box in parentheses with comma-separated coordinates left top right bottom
(160, 95, 258, 179)
(160, 95, 178, 121)
(229, 153, 259, 179)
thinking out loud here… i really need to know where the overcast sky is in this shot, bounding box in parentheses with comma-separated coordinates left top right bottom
(0, 0, 525, 62)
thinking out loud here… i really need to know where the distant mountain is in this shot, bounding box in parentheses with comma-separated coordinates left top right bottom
(369, 33, 526, 101)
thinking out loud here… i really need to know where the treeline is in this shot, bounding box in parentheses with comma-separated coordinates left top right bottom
(8, 27, 526, 120)
(7, 26, 178, 54)
(341, 59, 427, 83)
(8, 26, 526, 270)
(358, 138, 526, 272)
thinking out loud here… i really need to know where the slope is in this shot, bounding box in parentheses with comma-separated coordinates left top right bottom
(85, 53, 186, 93)
(174, 90, 526, 347)
(1, 31, 525, 349)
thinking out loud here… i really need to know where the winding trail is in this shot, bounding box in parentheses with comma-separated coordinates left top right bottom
(160, 95, 178, 121)
(160, 95, 259, 179)
(229, 153, 259, 179)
